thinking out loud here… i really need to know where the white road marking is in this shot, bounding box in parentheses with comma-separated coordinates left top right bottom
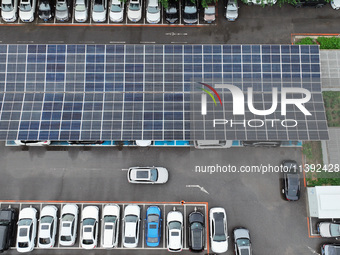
(165, 32, 188, 36)
(171, 41, 187, 44)
(186, 185, 209, 194)
(109, 41, 126, 43)
(17, 41, 34, 43)
(307, 246, 320, 254)
(140, 41, 155, 44)
(48, 41, 65, 43)
(121, 168, 129, 171)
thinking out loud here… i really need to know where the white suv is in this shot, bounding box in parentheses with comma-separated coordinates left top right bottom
(16, 207, 37, 253)
(1, 0, 18, 22)
(127, 0, 141, 22)
(18, 0, 36, 22)
(101, 204, 120, 248)
(123, 205, 140, 248)
(38, 206, 58, 248)
(210, 207, 229, 253)
(127, 167, 169, 184)
(146, 0, 160, 23)
(80, 206, 99, 249)
(74, 0, 89, 22)
(59, 204, 78, 246)
(167, 209, 183, 252)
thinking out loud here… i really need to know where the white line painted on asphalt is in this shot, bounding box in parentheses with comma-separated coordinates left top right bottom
(48, 41, 64, 43)
(186, 185, 209, 194)
(78, 41, 95, 44)
(307, 246, 320, 254)
(171, 42, 187, 44)
(165, 32, 188, 36)
(17, 41, 34, 43)
(110, 41, 126, 44)
(140, 41, 156, 44)
(121, 168, 129, 171)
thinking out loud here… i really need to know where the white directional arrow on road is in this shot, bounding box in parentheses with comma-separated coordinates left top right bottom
(186, 185, 209, 195)
(165, 32, 188, 36)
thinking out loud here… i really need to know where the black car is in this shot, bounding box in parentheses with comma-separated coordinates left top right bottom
(242, 141, 281, 148)
(291, 0, 327, 7)
(183, 0, 198, 24)
(188, 210, 204, 252)
(165, 0, 179, 24)
(68, 141, 104, 145)
(281, 160, 300, 201)
(0, 208, 17, 252)
(38, 0, 54, 21)
(321, 244, 340, 255)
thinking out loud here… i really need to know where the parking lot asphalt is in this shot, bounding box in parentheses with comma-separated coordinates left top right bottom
(0, 143, 328, 255)
(0, 3, 339, 45)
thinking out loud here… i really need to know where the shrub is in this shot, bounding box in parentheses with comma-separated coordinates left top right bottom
(317, 37, 340, 50)
(295, 37, 316, 45)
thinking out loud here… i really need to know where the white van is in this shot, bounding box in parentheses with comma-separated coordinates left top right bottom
(74, 0, 88, 22)
(1, 0, 18, 22)
(194, 140, 232, 149)
(19, 0, 36, 22)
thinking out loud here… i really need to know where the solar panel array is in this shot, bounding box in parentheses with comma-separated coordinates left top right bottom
(0, 44, 329, 141)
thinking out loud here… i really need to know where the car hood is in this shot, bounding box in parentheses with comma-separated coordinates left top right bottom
(156, 167, 168, 183)
(110, 11, 123, 21)
(167, 211, 183, 223)
(319, 223, 331, 237)
(75, 10, 87, 20)
(19, 10, 32, 19)
(41, 206, 57, 217)
(62, 204, 78, 215)
(234, 229, 250, 240)
(2, 9, 16, 19)
(227, 10, 238, 19)
(189, 212, 204, 224)
(124, 205, 140, 217)
(204, 13, 215, 21)
(147, 11, 160, 22)
(19, 208, 36, 219)
(82, 207, 98, 221)
(211, 239, 228, 253)
(332, 0, 340, 6)
(56, 9, 68, 19)
(92, 11, 106, 21)
(128, 9, 141, 20)
(103, 205, 120, 217)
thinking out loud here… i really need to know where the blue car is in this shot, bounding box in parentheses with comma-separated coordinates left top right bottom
(145, 206, 161, 247)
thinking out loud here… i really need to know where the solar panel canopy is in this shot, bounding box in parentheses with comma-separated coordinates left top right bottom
(0, 44, 329, 141)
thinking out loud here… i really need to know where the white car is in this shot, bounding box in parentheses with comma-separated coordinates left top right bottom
(167, 209, 183, 252)
(127, 0, 141, 22)
(226, 0, 238, 21)
(18, 0, 35, 22)
(59, 204, 78, 246)
(127, 167, 169, 184)
(38, 205, 58, 248)
(331, 0, 340, 9)
(318, 222, 340, 238)
(92, 0, 107, 22)
(109, 0, 124, 22)
(146, 0, 160, 23)
(1, 0, 18, 22)
(80, 206, 99, 249)
(74, 0, 89, 22)
(204, 4, 215, 23)
(101, 204, 120, 248)
(209, 207, 228, 253)
(123, 204, 140, 248)
(16, 207, 37, 253)
(14, 140, 51, 146)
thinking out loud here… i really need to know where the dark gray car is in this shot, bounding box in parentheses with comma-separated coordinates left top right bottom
(321, 244, 340, 255)
(281, 160, 300, 201)
(234, 228, 252, 255)
(188, 209, 204, 252)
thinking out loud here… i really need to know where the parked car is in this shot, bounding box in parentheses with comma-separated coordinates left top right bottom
(55, 0, 71, 21)
(281, 160, 300, 201)
(226, 0, 238, 21)
(167, 208, 183, 252)
(183, 0, 198, 24)
(80, 206, 99, 249)
(127, 0, 141, 22)
(203, 4, 215, 23)
(331, 0, 340, 9)
(15, 140, 50, 146)
(291, 0, 327, 7)
(165, 0, 178, 23)
(123, 204, 140, 248)
(321, 244, 340, 255)
(146, 0, 160, 23)
(68, 141, 104, 145)
(101, 204, 120, 248)
(16, 207, 37, 253)
(109, 0, 124, 22)
(209, 207, 228, 253)
(59, 204, 78, 246)
(1, 0, 18, 22)
(38, 0, 53, 21)
(38, 205, 58, 248)
(234, 228, 252, 255)
(74, 0, 89, 22)
(242, 141, 281, 147)
(188, 209, 205, 252)
(318, 222, 340, 238)
(18, 0, 36, 21)
(145, 206, 161, 247)
(127, 166, 169, 184)
(0, 208, 17, 252)
(247, 0, 276, 4)
(92, 0, 107, 22)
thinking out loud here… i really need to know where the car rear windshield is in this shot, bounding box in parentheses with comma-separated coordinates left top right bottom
(330, 224, 340, 236)
(83, 239, 94, 244)
(39, 237, 51, 244)
(147, 237, 158, 243)
(237, 238, 250, 246)
(18, 242, 29, 248)
(125, 237, 135, 243)
(61, 235, 72, 241)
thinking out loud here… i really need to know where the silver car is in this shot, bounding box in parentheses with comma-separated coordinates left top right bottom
(204, 4, 215, 23)
(233, 228, 252, 255)
(127, 167, 168, 184)
(318, 222, 340, 239)
(55, 0, 70, 21)
(92, 0, 107, 22)
(226, 0, 238, 21)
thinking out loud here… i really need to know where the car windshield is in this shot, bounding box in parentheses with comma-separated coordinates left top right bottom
(184, 5, 196, 13)
(93, 2, 104, 12)
(56, 1, 68, 11)
(20, 2, 31, 11)
(129, 2, 140, 10)
(228, 3, 237, 10)
(111, 3, 121, 11)
(39, 2, 50, 10)
(166, 6, 176, 13)
(62, 213, 75, 222)
(150, 169, 158, 181)
(330, 224, 340, 236)
(236, 238, 250, 246)
(61, 235, 72, 241)
(18, 219, 32, 226)
(125, 237, 135, 243)
(75, 3, 86, 11)
(104, 215, 117, 223)
(41, 216, 53, 223)
(148, 5, 158, 13)
(148, 214, 159, 222)
(83, 218, 96, 225)
(205, 6, 215, 14)
(1, 3, 13, 11)
(125, 215, 137, 222)
(169, 221, 181, 230)
(39, 237, 51, 244)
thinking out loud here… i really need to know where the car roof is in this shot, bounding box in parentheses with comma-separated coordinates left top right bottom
(213, 212, 225, 236)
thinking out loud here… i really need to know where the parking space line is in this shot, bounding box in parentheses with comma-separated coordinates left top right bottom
(142, 204, 145, 248)
(163, 204, 166, 249)
(307, 217, 321, 238)
(79, 203, 84, 248)
(183, 203, 186, 249)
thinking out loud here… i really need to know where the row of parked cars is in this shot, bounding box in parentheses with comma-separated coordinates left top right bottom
(0, 204, 252, 254)
(0, 0, 228, 23)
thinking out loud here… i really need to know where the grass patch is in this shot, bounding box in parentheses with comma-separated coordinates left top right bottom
(304, 141, 340, 186)
(295, 37, 317, 45)
(295, 36, 340, 49)
(323, 91, 340, 127)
